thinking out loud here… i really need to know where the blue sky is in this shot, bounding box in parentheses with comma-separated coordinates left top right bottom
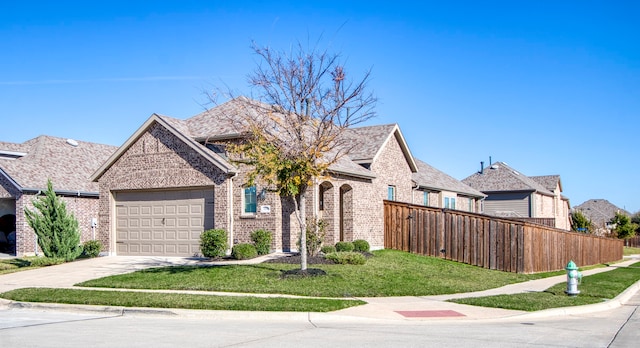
(1, 1, 638, 213)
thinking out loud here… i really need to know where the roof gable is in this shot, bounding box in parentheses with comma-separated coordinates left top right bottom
(90, 114, 237, 182)
(462, 162, 554, 196)
(413, 159, 484, 198)
(343, 124, 418, 172)
(531, 175, 562, 192)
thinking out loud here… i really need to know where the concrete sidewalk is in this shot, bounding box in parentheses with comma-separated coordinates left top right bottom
(1, 253, 639, 322)
(335, 255, 640, 321)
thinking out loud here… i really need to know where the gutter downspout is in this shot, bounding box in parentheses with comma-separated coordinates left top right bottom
(33, 190, 42, 256)
(228, 173, 237, 255)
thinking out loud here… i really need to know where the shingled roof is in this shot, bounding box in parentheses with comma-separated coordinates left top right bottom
(0, 135, 116, 194)
(341, 124, 418, 172)
(462, 162, 554, 196)
(413, 159, 484, 198)
(573, 199, 630, 227)
(189, 103, 377, 179)
(530, 175, 562, 192)
(185, 97, 258, 139)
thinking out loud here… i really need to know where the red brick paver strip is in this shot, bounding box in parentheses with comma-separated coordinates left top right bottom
(395, 310, 466, 318)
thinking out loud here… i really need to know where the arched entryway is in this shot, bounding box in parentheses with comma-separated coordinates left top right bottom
(339, 184, 353, 242)
(318, 181, 335, 243)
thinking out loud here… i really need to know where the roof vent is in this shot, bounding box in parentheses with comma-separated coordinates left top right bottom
(490, 164, 499, 169)
(66, 138, 79, 147)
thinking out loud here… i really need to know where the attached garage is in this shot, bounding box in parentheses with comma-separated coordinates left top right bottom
(114, 189, 214, 256)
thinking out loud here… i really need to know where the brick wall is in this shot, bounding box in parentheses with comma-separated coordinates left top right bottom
(14, 193, 99, 256)
(229, 166, 284, 251)
(315, 134, 414, 250)
(97, 123, 230, 254)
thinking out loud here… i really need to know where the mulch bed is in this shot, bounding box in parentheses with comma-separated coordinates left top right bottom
(263, 253, 337, 265)
(262, 253, 334, 278)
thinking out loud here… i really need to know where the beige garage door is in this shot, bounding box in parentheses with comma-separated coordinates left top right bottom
(115, 189, 214, 256)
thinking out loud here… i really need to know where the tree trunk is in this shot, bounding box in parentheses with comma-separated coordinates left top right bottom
(298, 189, 307, 271)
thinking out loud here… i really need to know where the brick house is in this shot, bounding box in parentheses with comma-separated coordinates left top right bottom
(573, 199, 630, 236)
(462, 161, 571, 230)
(91, 97, 481, 256)
(0, 136, 116, 256)
(412, 159, 485, 212)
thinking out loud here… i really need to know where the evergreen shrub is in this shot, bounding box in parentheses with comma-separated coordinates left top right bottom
(320, 245, 336, 254)
(200, 229, 228, 258)
(81, 240, 102, 258)
(352, 239, 370, 252)
(24, 180, 82, 261)
(250, 229, 272, 255)
(231, 243, 258, 260)
(325, 252, 366, 265)
(335, 241, 354, 252)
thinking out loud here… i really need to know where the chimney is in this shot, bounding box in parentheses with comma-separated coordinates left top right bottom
(480, 161, 484, 174)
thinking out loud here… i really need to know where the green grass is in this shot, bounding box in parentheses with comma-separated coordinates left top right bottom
(624, 247, 640, 256)
(0, 257, 65, 275)
(1, 250, 633, 312)
(77, 250, 556, 297)
(449, 262, 640, 311)
(0, 288, 364, 312)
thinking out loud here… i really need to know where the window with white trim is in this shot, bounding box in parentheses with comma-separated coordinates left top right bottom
(387, 186, 396, 201)
(243, 186, 257, 214)
(444, 197, 456, 209)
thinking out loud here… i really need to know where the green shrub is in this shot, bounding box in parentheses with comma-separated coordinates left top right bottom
(81, 240, 102, 258)
(352, 239, 370, 252)
(250, 229, 272, 255)
(324, 252, 366, 265)
(200, 229, 228, 258)
(335, 241, 354, 252)
(320, 245, 336, 254)
(231, 243, 258, 260)
(305, 218, 328, 256)
(24, 179, 82, 261)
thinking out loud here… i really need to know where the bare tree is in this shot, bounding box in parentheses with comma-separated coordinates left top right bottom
(229, 40, 376, 271)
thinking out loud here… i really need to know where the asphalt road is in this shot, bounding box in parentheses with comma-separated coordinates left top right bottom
(1, 291, 638, 348)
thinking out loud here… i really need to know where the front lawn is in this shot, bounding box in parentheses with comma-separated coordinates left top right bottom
(449, 262, 640, 311)
(624, 247, 640, 256)
(77, 250, 552, 297)
(0, 288, 363, 312)
(0, 257, 65, 275)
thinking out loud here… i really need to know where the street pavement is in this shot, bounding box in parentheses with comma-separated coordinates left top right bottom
(0, 252, 639, 322)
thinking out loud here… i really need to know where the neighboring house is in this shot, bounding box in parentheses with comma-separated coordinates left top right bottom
(462, 161, 571, 230)
(91, 97, 473, 257)
(573, 199, 630, 236)
(0, 136, 117, 256)
(411, 159, 485, 212)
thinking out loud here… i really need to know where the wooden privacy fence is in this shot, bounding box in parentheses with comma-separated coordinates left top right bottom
(384, 200, 623, 273)
(627, 236, 640, 248)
